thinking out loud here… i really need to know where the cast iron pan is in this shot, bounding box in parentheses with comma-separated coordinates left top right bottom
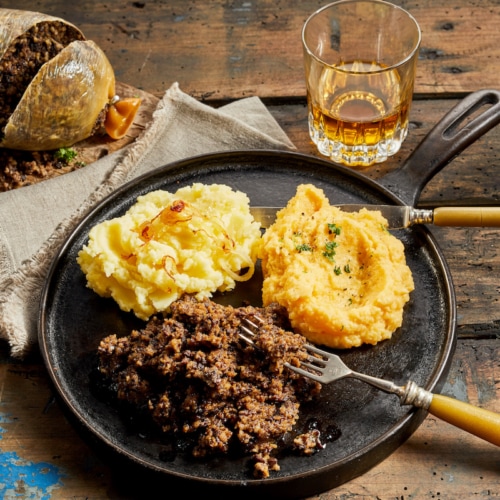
(39, 90, 500, 499)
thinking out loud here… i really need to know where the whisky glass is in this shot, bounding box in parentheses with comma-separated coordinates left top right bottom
(302, 0, 421, 167)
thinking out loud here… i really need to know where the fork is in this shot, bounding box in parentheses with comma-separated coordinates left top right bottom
(240, 317, 500, 447)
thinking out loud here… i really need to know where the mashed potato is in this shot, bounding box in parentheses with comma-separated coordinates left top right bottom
(77, 183, 262, 320)
(259, 184, 414, 349)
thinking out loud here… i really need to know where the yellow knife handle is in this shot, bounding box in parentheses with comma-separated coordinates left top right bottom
(428, 394, 500, 446)
(433, 207, 500, 227)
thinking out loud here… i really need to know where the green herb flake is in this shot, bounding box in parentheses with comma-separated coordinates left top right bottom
(323, 240, 338, 261)
(54, 147, 77, 163)
(344, 264, 351, 273)
(295, 243, 313, 253)
(334, 266, 342, 275)
(327, 223, 341, 235)
(325, 240, 338, 251)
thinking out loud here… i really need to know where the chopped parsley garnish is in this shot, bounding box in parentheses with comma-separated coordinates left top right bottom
(323, 240, 338, 261)
(328, 223, 341, 235)
(54, 147, 77, 163)
(295, 243, 313, 252)
(323, 222, 342, 264)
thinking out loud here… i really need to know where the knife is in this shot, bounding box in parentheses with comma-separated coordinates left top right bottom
(249, 205, 500, 230)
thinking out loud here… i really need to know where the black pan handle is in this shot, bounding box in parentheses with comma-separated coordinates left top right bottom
(379, 89, 500, 206)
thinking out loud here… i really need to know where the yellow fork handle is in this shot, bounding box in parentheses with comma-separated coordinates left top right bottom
(428, 394, 500, 446)
(433, 207, 500, 227)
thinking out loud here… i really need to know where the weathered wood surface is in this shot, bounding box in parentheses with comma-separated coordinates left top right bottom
(1, 0, 499, 498)
(4, 0, 500, 99)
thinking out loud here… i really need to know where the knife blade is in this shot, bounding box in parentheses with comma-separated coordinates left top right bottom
(249, 205, 500, 230)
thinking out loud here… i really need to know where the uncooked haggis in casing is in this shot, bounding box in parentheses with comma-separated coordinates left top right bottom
(0, 8, 138, 151)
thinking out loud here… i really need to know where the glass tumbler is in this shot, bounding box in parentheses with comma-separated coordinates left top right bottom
(302, 0, 421, 167)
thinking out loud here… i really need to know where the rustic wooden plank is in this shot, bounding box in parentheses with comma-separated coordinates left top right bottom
(0, 362, 114, 498)
(2, 0, 500, 99)
(0, 338, 498, 498)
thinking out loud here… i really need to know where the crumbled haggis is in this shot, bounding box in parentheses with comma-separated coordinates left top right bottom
(0, 148, 84, 191)
(97, 294, 323, 479)
(293, 429, 325, 456)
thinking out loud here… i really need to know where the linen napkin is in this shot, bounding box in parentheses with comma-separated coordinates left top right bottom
(0, 82, 295, 358)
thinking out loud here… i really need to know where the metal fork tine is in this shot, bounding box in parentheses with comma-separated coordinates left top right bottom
(304, 354, 327, 367)
(299, 360, 326, 373)
(304, 343, 330, 358)
(244, 317, 260, 330)
(241, 316, 328, 380)
(239, 324, 257, 346)
(284, 362, 324, 383)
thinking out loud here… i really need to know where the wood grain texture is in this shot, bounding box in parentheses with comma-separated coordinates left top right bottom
(3, 0, 499, 99)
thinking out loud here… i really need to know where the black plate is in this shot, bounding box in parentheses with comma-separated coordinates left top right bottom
(39, 150, 456, 499)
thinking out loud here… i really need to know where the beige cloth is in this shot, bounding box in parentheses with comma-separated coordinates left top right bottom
(0, 82, 295, 358)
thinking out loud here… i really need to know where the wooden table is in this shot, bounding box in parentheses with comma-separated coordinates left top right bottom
(1, 1, 499, 498)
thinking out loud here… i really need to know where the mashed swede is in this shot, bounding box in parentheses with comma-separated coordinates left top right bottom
(259, 184, 415, 349)
(77, 183, 262, 320)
